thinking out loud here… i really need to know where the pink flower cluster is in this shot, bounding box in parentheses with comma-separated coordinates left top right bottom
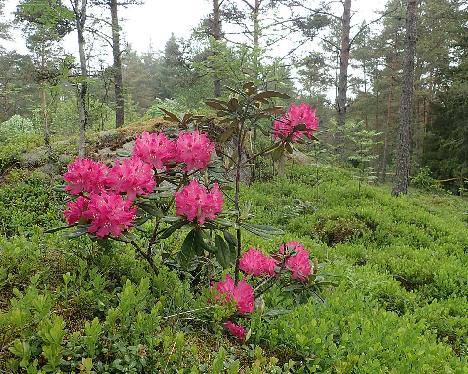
(62, 130, 216, 238)
(64, 159, 109, 195)
(64, 192, 137, 238)
(239, 248, 276, 276)
(273, 103, 318, 141)
(279, 242, 313, 281)
(63, 157, 154, 238)
(215, 242, 313, 341)
(175, 131, 215, 171)
(133, 130, 214, 171)
(239, 242, 313, 281)
(133, 132, 175, 169)
(175, 180, 224, 225)
(223, 321, 246, 341)
(107, 158, 156, 201)
(213, 274, 254, 314)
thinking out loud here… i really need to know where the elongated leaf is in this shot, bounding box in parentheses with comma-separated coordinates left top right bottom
(194, 230, 217, 254)
(63, 225, 88, 238)
(262, 106, 285, 114)
(218, 125, 237, 144)
(206, 100, 228, 110)
(285, 142, 294, 154)
(134, 216, 150, 226)
(227, 98, 239, 111)
(252, 91, 290, 102)
(116, 149, 132, 157)
(182, 113, 193, 124)
(215, 235, 233, 268)
(161, 216, 181, 223)
(223, 230, 237, 246)
(159, 220, 186, 239)
(271, 145, 284, 161)
(138, 203, 163, 218)
(264, 308, 291, 317)
(242, 223, 284, 239)
(45, 224, 74, 234)
(159, 108, 179, 123)
(178, 230, 197, 268)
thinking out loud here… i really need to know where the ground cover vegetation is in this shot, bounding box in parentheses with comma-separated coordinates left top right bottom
(0, 103, 467, 371)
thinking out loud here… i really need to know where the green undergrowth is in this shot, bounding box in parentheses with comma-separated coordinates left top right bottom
(0, 163, 467, 372)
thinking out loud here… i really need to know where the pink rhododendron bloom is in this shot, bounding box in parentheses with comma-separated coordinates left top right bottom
(83, 192, 137, 238)
(133, 132, 176, 169)
(213, 274, 254, 314)
(279, 242, 312, 281)
(64, 158, 109, 195)
(272, 103, 318, 141)
(63, 196, 89, 225)
(214, 273, 235, 301)
(223, 321, 246, 341)
(175, 131, 214, 171)
(107, 157, 156, 201)
(240, 248, 276, 277)
(175, 180, 223, 225)
(232, 280, 255, 314)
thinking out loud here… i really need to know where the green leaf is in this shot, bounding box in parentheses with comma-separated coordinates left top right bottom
(215, 235, 233, 268)
(271, 145, 284, 161)
(241, 223, 284, 239)
(63, 225, 88, 238)
(193, 229, 214, 255)
(262, 106, 285, 115)
(223, 230, 237, 246)
(264, 308, 291, 317)
(178, 229, 197, 268)
(45, 224, 74, 234)
(116, 149, 132, 157)
(159, 220, 186, 239)
(138, 203, 163, 218)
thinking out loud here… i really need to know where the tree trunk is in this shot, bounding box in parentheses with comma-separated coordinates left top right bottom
(392, 0, 418, 196)
(212, 0, 222, 97)
(110, 0, 124, 128)
(75, 0, 88, 158)
(252, 0, 260, 84)
(336, 0, 351, 131)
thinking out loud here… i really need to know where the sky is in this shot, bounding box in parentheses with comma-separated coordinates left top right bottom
(3, 0, 387, 57)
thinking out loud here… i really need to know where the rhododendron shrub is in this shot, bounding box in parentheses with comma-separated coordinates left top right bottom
(54, 82, 330, 343)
